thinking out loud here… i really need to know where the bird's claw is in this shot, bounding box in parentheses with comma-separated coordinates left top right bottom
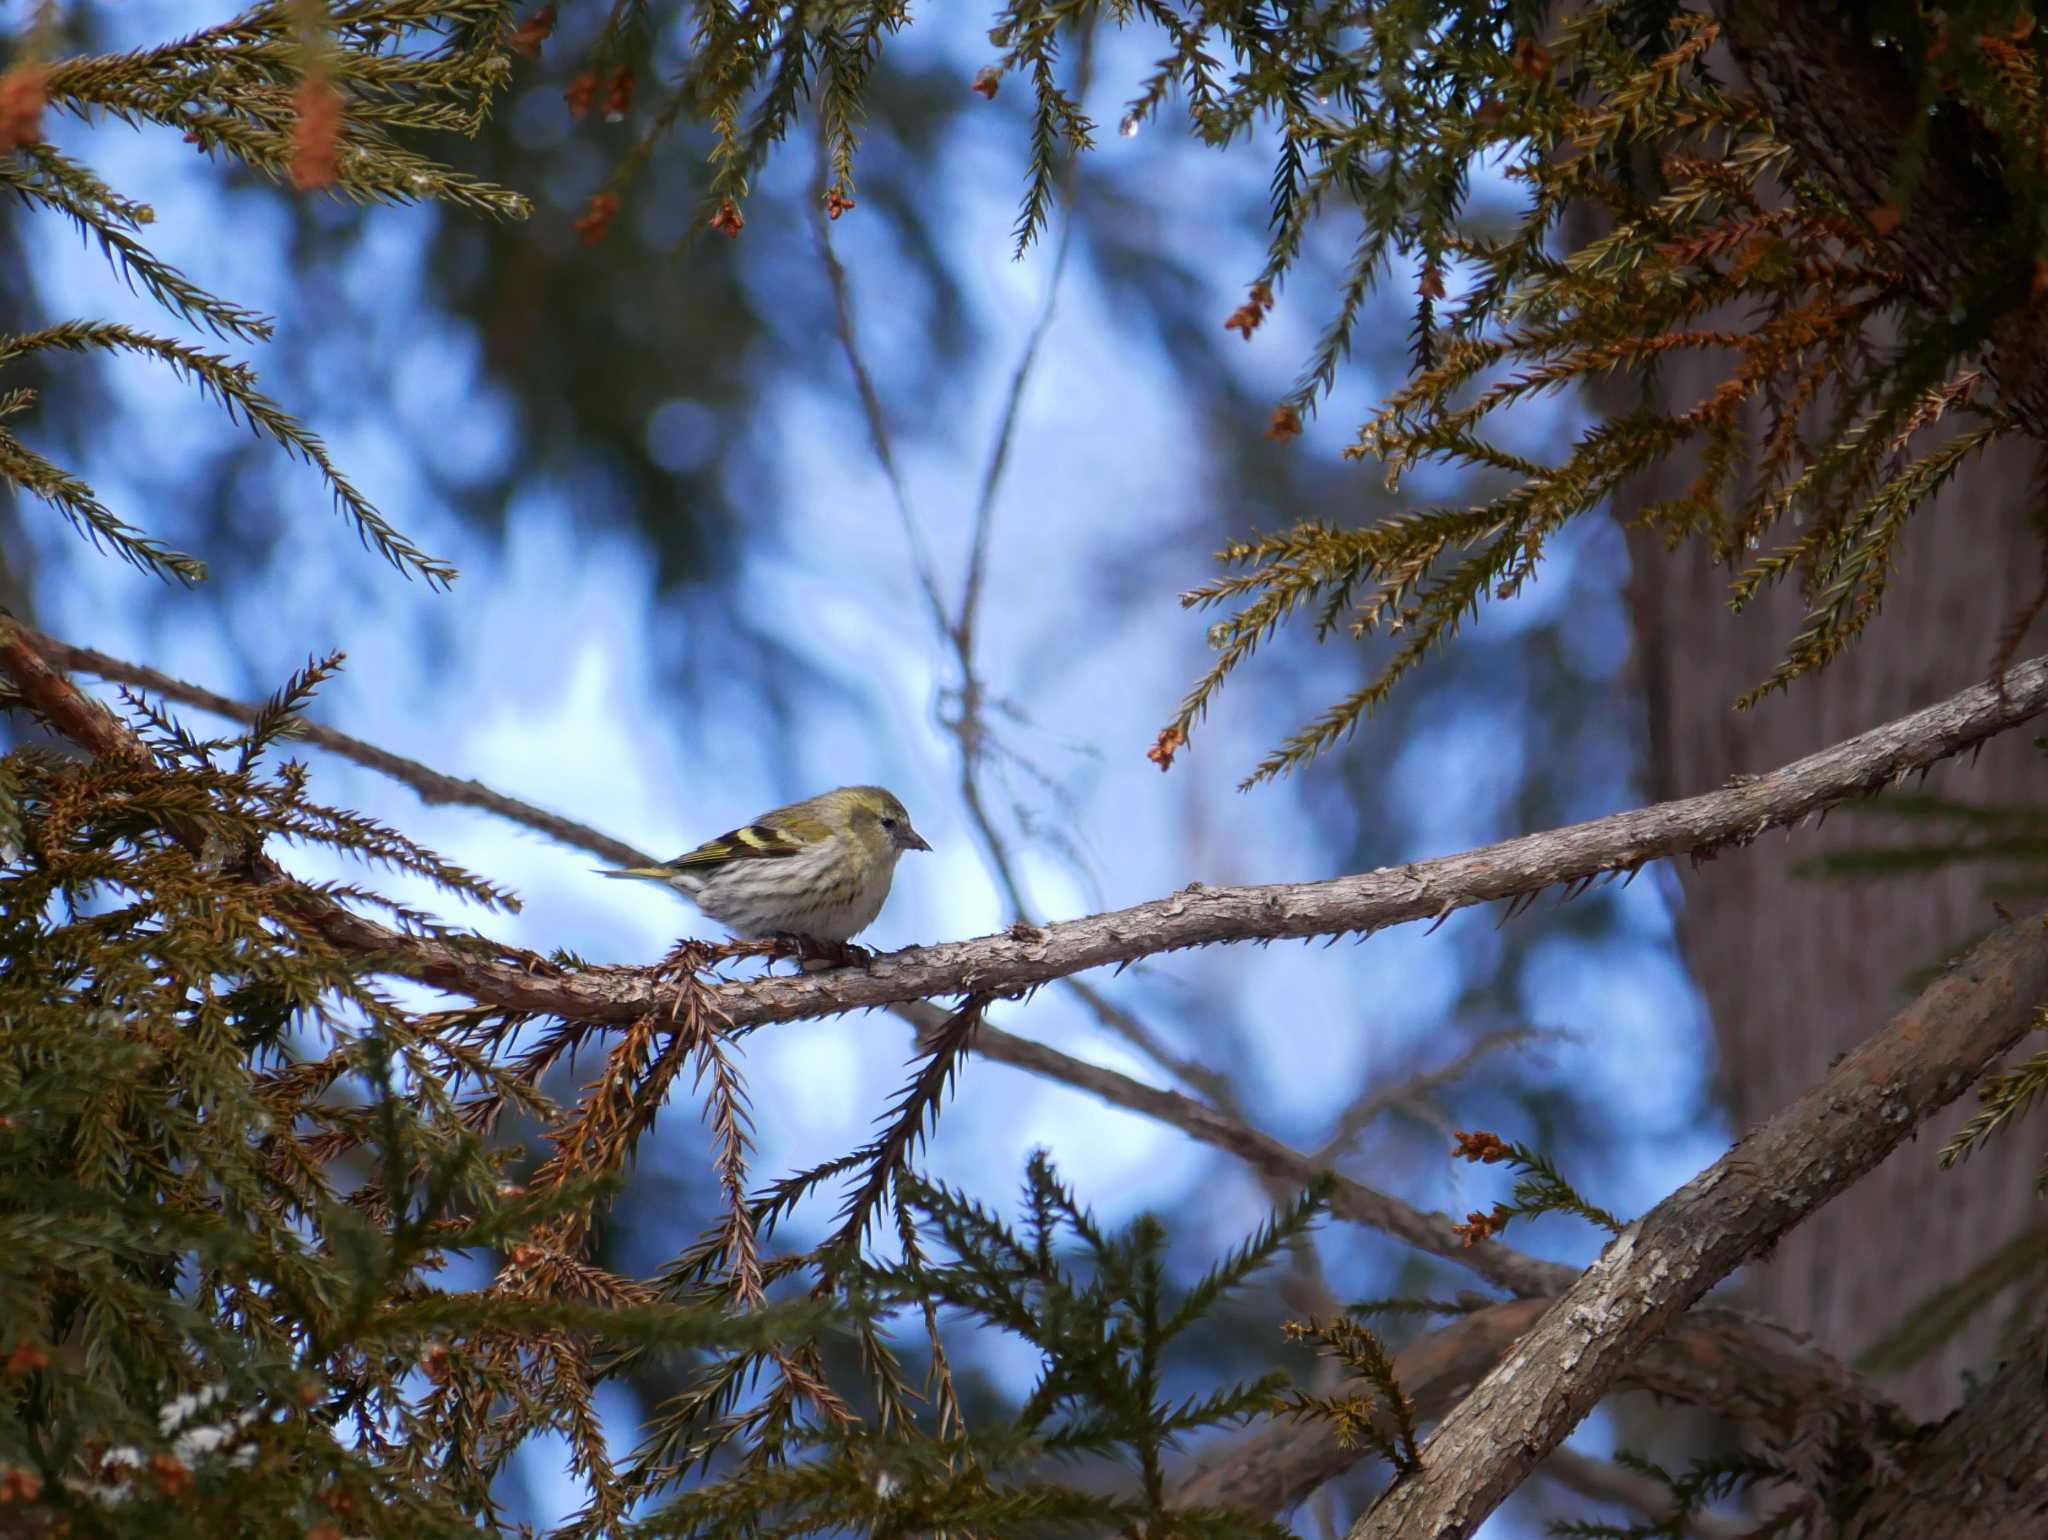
(770, 934, 876, 973)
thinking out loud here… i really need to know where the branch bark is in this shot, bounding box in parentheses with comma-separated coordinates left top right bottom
(1349, 912, 2048, 1540)
(370, 645, 2048, 1028)
(9, 623, 2048, 1044)
(1172, 1296, 1899, 1522)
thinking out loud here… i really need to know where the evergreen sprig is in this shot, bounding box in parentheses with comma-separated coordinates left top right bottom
(615, 1152, 1320, 1539)
(1278, 1314, 1423, 1477)
(1449, 1129, 1626, 1246)
(0, 672, 785, 1537)
(1940, 1028, 2048, 1189)
(4, 0, 528, 588)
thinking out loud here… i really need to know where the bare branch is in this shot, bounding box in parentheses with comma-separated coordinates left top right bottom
(1847, 1325, 2048, 1538)
(935, 1005, 1571, 1298)
(26, 626, 651, 867)
(1310, 1026, 1545, 1163)
(13, 618, 2048, 1076)
(333, 648, 2048, 1032)
(1350, 912, 2048, 1540)
(1172, 1297, 1898, 1521)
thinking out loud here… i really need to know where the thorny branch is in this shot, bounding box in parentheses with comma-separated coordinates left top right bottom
(10, 620, 2048, 1045)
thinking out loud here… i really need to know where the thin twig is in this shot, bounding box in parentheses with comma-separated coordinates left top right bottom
(1311, 1026, 1545, 1163)
(928, 1003, 1572, 1298)
(14, 621, 2048, 1058)
(30, 628, 651, 867)
(299, 647, 2048, 1033)
(811, 141, 949, 641)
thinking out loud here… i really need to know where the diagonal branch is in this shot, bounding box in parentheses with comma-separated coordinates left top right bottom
(943, 1007, 1572, 1298)
(1350, 910, 2048, 1540)
(1171, 1296, 1898, 1524)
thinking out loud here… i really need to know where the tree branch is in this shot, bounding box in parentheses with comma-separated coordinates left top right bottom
(10, 626, 2048, 1049)
(376, 647, 2048, 1028)
(941, 1007, 1572, 1297)
(1349, 911, 2048, 1540)
(24, 627, 651, 868)
(1171, 1296, 1898, 1523)
(1847, 1326, 2048, 1538)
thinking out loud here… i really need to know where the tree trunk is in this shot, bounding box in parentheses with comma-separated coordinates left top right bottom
(1617, 434, 2047, 1414)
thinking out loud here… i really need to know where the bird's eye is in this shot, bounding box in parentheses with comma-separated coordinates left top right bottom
(881, 815, 900, 830)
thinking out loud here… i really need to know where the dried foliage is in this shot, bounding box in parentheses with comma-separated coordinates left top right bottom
(0, 662, 798, 1535)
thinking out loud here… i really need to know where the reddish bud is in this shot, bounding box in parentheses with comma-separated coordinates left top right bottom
(572, 191, 620, 246)
(1146, 725, 1186, 772)
(1224, 281, 1275, 341)
(289, 77, 343, 191)
(1513, 36, 1553, 80)
(509, 3, 556, 60)
(147, 1453, 195, 1497)
(0, 1469, 40, 1504)
(1451, 1207, 1508, 1247)
(1266, 405, 1302, 441)
(2, 1339, 47, 1377)
(824, 188, 855, 220)
(1451, 1129, 1512, 1164)
(970, 66, 1000, 100)
(709, 198, 745, 238)
(603, 67, 634, 122)
(0, 66, 47, 154)
(565, 71, 598, 119)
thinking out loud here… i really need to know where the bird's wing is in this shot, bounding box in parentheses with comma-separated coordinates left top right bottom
(666, 819, 815, 867)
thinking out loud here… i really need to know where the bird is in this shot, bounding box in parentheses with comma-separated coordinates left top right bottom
(598, 785, 931, 945)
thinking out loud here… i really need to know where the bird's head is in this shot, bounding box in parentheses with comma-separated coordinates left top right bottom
(832, 785, 932, 858)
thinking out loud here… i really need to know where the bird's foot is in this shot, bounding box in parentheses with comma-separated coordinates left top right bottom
(769, 934, 875, 973)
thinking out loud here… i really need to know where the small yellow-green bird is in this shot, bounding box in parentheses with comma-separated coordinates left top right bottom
(599, 785, 931, 943)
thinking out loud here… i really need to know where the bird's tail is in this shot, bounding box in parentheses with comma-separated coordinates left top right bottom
(596, 866, 678, 881)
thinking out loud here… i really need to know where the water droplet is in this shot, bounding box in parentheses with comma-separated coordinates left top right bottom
(1120, 115, 1141, 138)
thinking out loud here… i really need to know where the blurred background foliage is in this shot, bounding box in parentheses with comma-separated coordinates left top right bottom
(2, 1, 1722, 1530)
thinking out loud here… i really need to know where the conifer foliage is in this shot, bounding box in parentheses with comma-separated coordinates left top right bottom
(9, 1, 2048, 1537)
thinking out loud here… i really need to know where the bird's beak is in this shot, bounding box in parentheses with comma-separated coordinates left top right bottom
(897, 825, 932, 853)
